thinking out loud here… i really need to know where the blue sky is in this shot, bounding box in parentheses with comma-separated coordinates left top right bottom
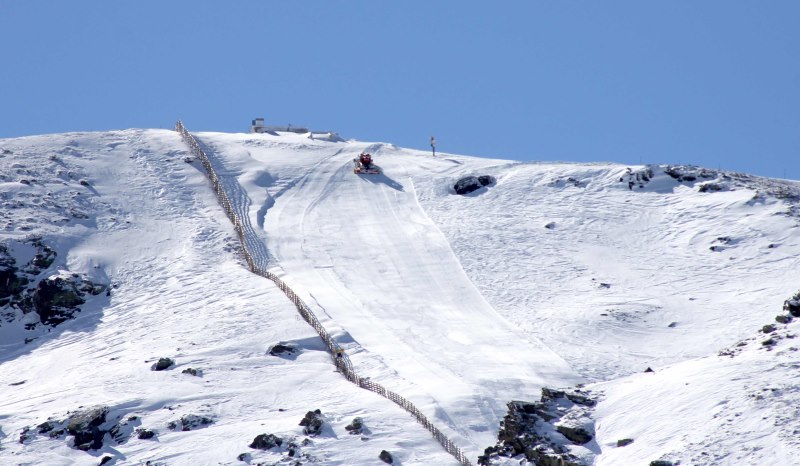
(2, 1, 799, 179)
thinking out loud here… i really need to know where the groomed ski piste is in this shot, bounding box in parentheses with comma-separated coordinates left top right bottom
(1, 126, 800, 465)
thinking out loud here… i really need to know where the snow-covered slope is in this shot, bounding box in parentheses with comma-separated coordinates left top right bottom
(1, 128, 799, 465)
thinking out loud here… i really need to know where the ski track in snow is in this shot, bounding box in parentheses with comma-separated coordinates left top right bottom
(207, 134, 582, 457)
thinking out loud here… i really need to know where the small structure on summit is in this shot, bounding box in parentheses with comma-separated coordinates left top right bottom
(250, 118, 308, 134)
(250, 118, 266, 133)
(249, 117, 342, 141)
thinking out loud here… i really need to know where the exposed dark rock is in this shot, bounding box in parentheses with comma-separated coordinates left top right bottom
(299, 409, 324, 436)
(541, 387, 565, 401)
(2, 255, 106, 330)
(32, 275, 85, 325)
(151, 358, 175, 371)
(37, 419, 59, 435)
(556, 425, 593, 445)
(478, 388, 595, 465)
(66, 406, 109, 451)
(776, 314, 793, 324)
(345, 417, 364, 435)
(622, 166, 655, 190)
(268, 342, 298, 357)
(544, 222, 556, 229)
(136, 428, 156, 440)
(454, 175, 496, 195)
(108, 415, 141, 444)
(650, 461, 675, 466)
(565, 392, 596, 407)
(181, 367, 200, 376)
(99, 456, 113, 465)
(249, 433, 283, 450)
(784, 294, 800, 318)
(699, 183, 722, 193)
(664, 165, 716, 182)
(287, 439, 302, 457)
(168, 414, 213, 431)
(19, 426, 34, 444)
(0, 265, 28, 300)
(237, 452, 251, 462)
(617, 438, 634, 447)
(644, 367, 655, 373)
(762, 324, 777, 334)
(379, 450, 394, 464)
(550, 177, 586, 188)
(454, 176, 483, 195)
(478, 175, 497, 187)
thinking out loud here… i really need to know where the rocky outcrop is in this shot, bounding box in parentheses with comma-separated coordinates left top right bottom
(664, 165, 716, 183)
(1, 237, 106, 332)
(1, 238, 50, 310)
(31, 406, 113, 451)
(0, 258, 28, 304)
(30, 274, 87, 325)
(620, 166, 655, 190)
(478, 388, 597, 466)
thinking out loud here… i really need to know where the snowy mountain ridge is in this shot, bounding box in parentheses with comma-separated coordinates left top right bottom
(1, 127, 799, 465)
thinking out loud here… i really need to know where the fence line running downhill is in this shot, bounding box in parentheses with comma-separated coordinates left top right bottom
(174, 121, 473, 466)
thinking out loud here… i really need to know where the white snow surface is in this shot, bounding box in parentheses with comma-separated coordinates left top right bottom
(1, 128, 799, 465)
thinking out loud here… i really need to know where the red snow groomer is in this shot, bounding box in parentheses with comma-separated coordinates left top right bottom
(354, 152, 380, 174)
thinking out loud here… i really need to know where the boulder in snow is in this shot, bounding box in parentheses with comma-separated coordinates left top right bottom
(454, 175, 496, 195)
(151, 357, 175, 371)
(168, 414, 213, 431)
(299, 409, 324, 436)
(249, 433, 283, 450)
(267, 341, 298, 357)
(345, 417, 364, 435)
(379, 450, 394, 464)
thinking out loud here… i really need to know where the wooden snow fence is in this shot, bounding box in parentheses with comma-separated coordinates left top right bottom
(175, 121, 473, 466)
